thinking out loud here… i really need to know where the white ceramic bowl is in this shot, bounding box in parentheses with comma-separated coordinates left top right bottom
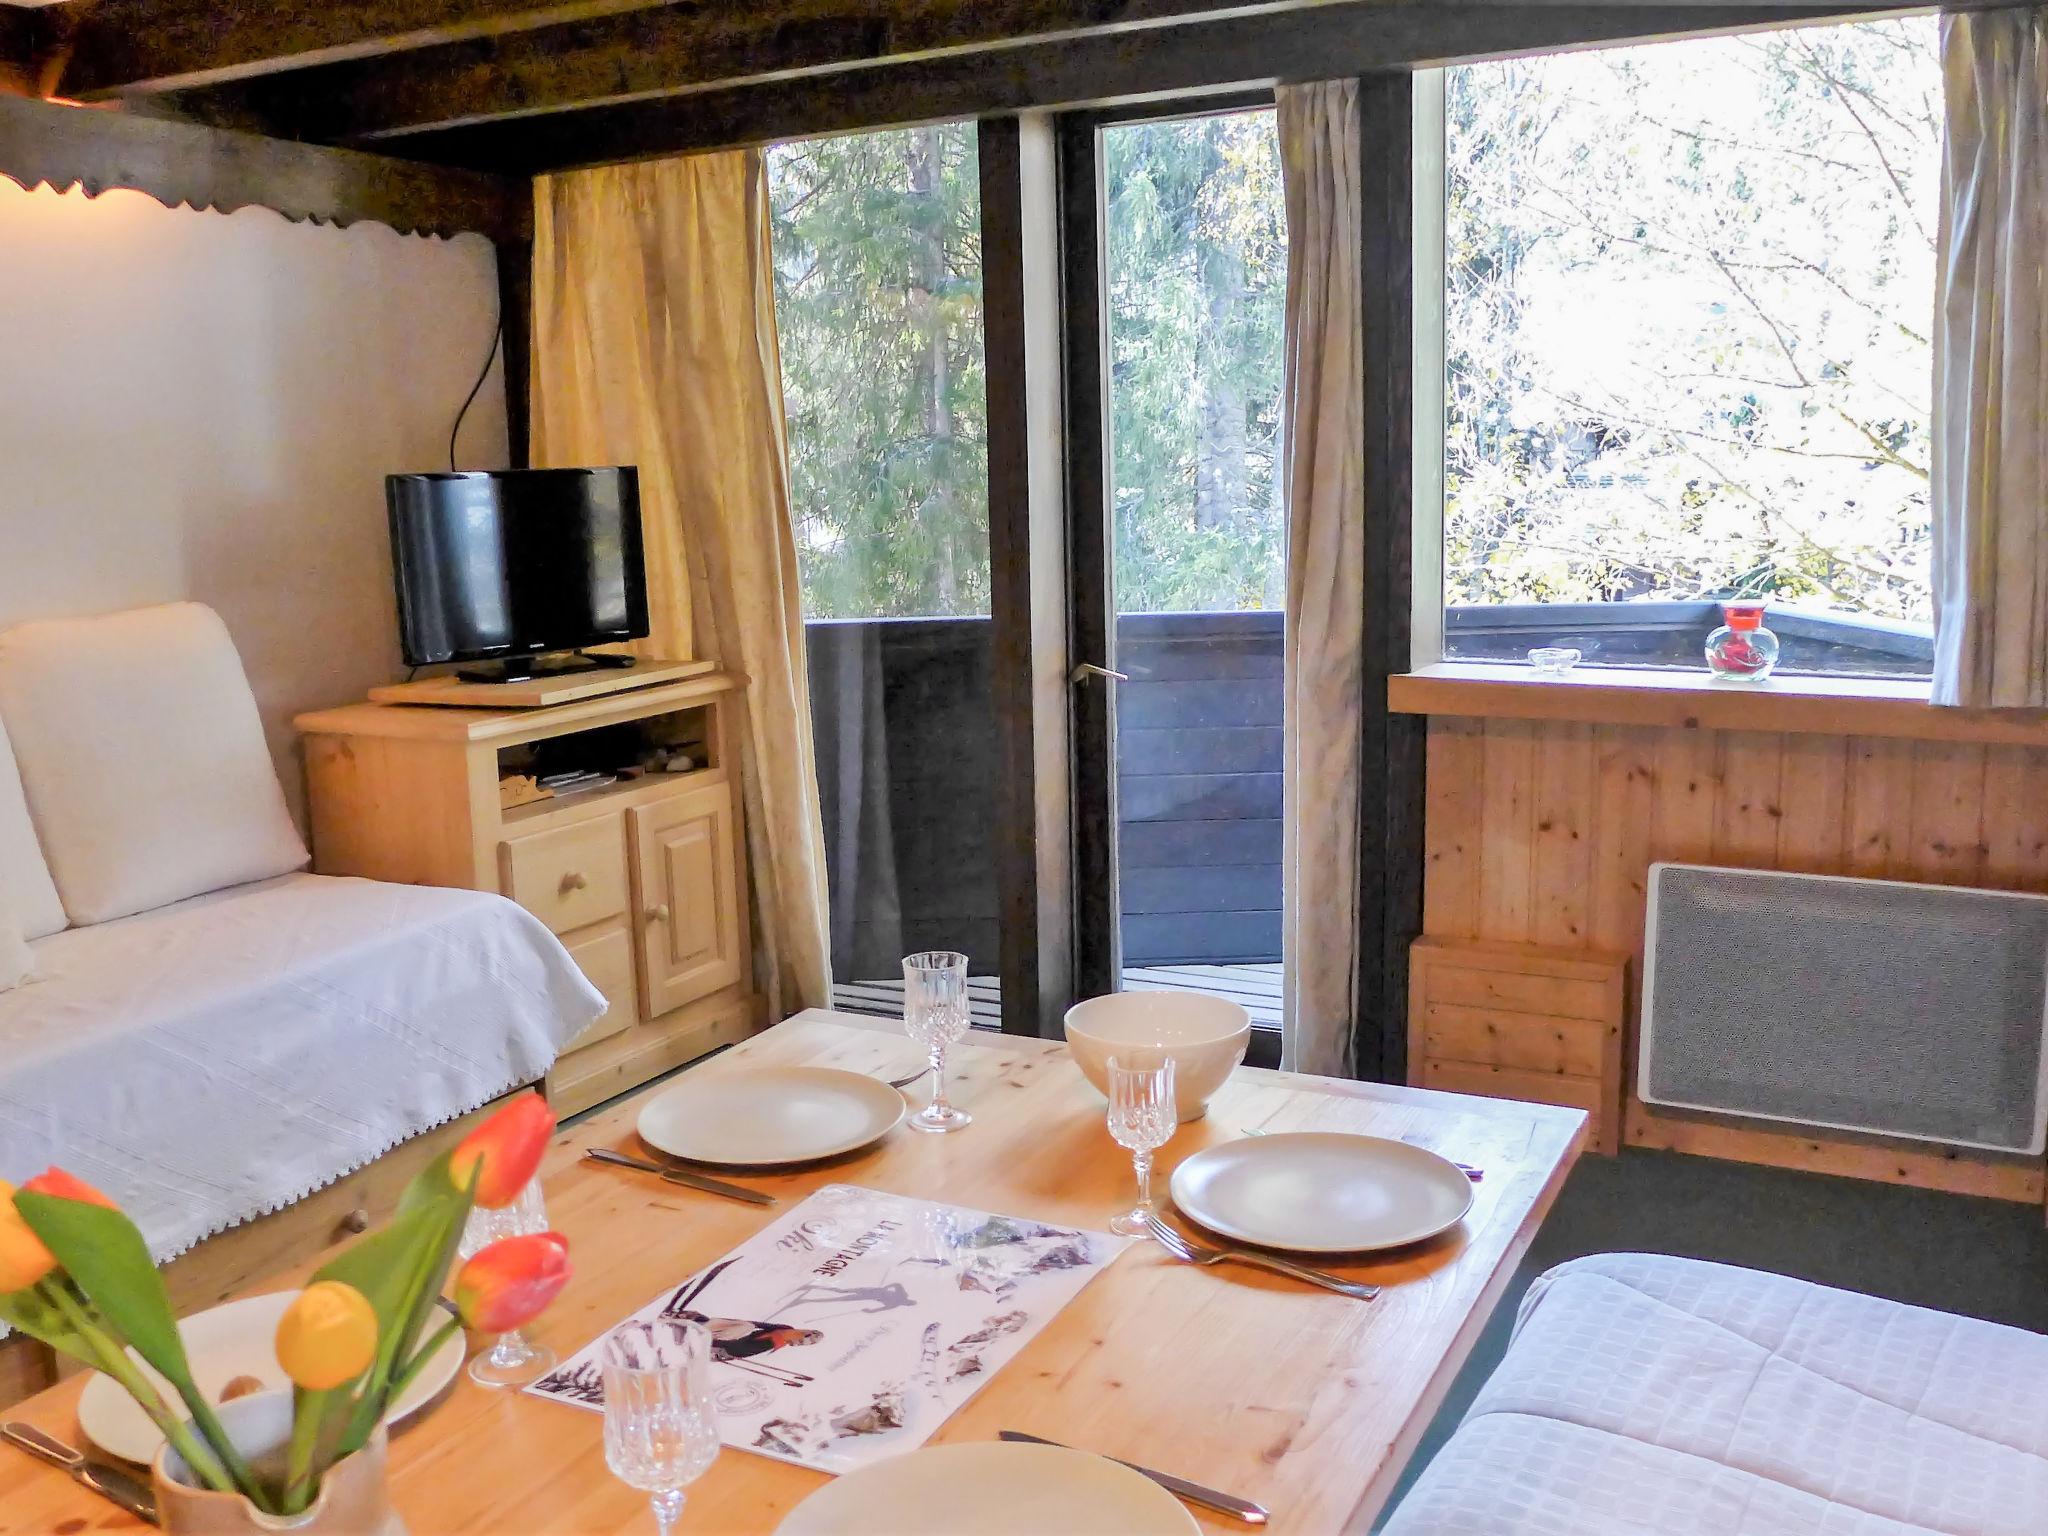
(1063, 991, 1252, 1121)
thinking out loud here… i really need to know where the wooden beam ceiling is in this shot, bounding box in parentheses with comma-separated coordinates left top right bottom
(178, 0, 1341, 144)
(368, 1, 1932, 172)
(38, 0, 681, 97)
(0, 93, 529, 240)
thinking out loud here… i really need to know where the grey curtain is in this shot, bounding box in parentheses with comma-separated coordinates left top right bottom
(1276, 81, 1366, 1079)
(1930, 8, 2048, 707)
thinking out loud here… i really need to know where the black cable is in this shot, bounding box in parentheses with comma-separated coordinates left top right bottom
(449, 288, 504, 472)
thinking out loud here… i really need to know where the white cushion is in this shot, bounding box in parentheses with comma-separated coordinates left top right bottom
(0, 603, 308, 924)
(0, 712, 65, 939)
(0, 898, 33, 992)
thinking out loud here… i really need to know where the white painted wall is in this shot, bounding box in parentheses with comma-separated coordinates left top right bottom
(0, 179, 508, 823)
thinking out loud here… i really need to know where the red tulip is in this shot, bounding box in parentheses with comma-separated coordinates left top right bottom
(20, 1168, 118, 1209)
(448, 1093, 554, 1209)
(453, 1231, 571, 1334)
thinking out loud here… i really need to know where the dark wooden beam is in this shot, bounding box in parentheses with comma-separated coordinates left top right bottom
(0, 93, 529, 242)
(184, 0, 1356, 144)
(383, 2, 1928, 172)
(1058, 110, 1119, 1004)
(495, 237, 534, 466)
(42, 0, 678, 98)
(1353, 70, 1425, 1084)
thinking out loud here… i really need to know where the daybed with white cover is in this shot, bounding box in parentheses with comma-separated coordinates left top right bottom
(0, 603, 603, 1289)
(1383, 1252, 2048, 1536)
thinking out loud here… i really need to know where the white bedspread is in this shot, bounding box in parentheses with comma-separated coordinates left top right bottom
(0, 873, 605, 1262)
(1384, 1253, 2048, 1536)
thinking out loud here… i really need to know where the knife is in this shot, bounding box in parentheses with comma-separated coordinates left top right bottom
(999, 1429, 1268, 1526)
(3, 1420, 160, 1526)
(584, 1148, 778, 1206)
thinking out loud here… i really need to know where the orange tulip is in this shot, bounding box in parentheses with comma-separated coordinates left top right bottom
(0, 1180, 57, 1292)
(453, 1231, 571, 1334)
(275, 1281, 380, 1392)
(20, 1168, 118, 1209)
(448, 1093, 554, 1209)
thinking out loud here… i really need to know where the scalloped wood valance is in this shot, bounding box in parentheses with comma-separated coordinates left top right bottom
(0, 92, 529, 244)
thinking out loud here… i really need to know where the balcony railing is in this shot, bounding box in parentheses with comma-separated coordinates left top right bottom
(805, 600, 1929, 982)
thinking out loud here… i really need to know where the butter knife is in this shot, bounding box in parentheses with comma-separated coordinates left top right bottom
(584, 1148, 778, 1206)
(3, 1420, 160, 1526)
(999, 1429, 1268, 1526)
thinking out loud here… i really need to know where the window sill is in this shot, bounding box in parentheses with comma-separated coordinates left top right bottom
(1388, 663, 2048, 747)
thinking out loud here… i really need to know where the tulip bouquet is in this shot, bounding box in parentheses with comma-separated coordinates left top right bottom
(0, 1091, 572, 1519)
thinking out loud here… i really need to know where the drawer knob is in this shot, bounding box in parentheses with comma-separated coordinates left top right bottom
(559, 870, 589, 896)
(648, 903, 671, 924)
(341, 1207, 371, 1234)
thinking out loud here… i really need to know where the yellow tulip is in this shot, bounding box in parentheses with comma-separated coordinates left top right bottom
(274, 1281, 378, 1392)
(0, 1180, 57, 1293)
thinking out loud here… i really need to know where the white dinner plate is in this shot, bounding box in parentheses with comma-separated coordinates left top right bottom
(776, 1441, 1200, 1536)
(636, 1065, 906, 1167)
(77, 1290, 464, 1465)
(1170, 1132, 1474, 1254)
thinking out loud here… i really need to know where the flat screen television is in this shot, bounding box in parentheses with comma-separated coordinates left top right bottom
(385, 467, 649, 681)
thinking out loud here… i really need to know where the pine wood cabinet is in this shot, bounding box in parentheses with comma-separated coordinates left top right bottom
(296, 672, 759, 1116)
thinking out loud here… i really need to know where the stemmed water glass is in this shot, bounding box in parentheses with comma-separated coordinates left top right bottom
(1106, 1055, 1178, 1237)
(603, 1318, 720, 1536)
(459, 1175, 556, 1387)
(902, 950, 973, 1133)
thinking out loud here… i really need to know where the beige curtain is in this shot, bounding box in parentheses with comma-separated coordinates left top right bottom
(1930, 9, 2048, 707)
(1276, 81, 1366, 1079)
(531, 152, 832, 1017)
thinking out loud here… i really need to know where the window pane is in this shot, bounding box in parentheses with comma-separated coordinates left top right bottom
(1442, 19, 1939, 677)
(770, 126, 990, 621)
(1106, 110, 1288, 615)
(768, 125, 999, 1024)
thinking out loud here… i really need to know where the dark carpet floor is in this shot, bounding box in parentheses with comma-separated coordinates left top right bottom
(1376, 1147, 2048, 1527)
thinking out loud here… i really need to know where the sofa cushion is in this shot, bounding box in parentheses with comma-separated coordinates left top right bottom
(0, 603, 308, 924)
(1384, 1253, 2048, 1536)
(0, 711, 65, 939)
(0, 899, 33, 992)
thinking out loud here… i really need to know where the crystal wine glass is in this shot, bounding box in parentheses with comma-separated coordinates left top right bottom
(902, 950, 973, 1133)
(603, 1318, 720, 1536)
(460, 1175, 557, 1387)
(1106, 1055, 1178, 1237)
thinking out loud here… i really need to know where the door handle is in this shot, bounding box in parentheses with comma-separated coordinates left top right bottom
(647, 903, 671, 924)
(1069, 662, 1129, 685)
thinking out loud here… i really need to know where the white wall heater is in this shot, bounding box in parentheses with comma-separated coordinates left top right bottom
(1639, 863, 2048, 1155)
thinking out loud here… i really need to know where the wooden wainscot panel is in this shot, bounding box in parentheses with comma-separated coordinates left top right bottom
(1417, 713, 2048, 1205)
(1409, 938, 1626, 1156)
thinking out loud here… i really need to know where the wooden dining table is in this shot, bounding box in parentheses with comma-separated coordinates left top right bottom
(0, 1010, 1585, 1535)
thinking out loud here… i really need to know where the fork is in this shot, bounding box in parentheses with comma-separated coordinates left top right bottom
(1142, 1213, 1380, 1300)
(887, 1067, 928, 1089)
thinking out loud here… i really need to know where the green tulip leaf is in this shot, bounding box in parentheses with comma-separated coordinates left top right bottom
(15, 1192, 193, 1385)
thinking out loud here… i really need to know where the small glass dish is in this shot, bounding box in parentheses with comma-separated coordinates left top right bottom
(1527, 646, 1581, 676)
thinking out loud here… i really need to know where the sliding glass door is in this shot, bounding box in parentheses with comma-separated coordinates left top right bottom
(767, 124, 1003, 1028)
(1066, 102, 1290, 1062)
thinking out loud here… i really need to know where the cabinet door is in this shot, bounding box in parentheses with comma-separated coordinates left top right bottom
(630, 782, 747, 1017)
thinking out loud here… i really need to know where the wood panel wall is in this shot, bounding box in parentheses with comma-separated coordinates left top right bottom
(1421, 716, 2048, 1200)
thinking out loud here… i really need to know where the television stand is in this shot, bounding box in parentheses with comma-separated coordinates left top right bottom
(456, 650, 642, 685)
(368, 656, 718, 709)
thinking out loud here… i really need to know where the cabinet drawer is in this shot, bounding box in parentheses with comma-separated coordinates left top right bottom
(1424, 965, 1611, 1022)
(1420, 1059, 1604, 1146)
(560, 922, 637, 1053)
(499, 816, 629, 935)
(1420, 1003, 1607, 1078)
